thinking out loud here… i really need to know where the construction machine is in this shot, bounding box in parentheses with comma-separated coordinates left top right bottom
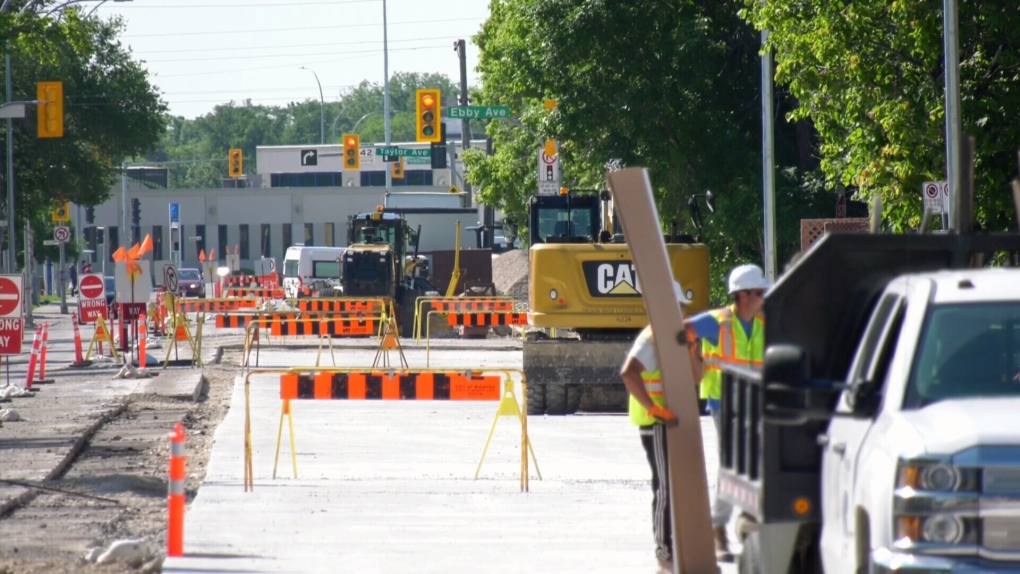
(524, 188, 712, 415)
(342, 208, 437, 335)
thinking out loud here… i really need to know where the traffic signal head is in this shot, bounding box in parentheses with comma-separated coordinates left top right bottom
(415, 89, 441, 143)
(228, 148, 243, 178)
(343, 134, 361, 170)
(37, 81, 64, 138)
(391, 158, 405, 179)
(130, 198, 141, 225)
(85, 206, 95, 225)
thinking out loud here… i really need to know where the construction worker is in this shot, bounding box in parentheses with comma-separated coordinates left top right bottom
(685, 263, 768, 561)
(619, 280, 700, 569)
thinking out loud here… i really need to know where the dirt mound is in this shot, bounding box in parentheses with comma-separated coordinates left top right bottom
(492, 249, 529, 301)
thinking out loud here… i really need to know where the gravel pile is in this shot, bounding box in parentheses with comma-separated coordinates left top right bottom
(492, 249, 530, 302)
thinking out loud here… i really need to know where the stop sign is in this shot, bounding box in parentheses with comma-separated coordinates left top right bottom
(0, 275, 22, 318)
(79, 274, 105, 300)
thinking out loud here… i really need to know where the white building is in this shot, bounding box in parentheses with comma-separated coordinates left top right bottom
(76, 141, 493, 283)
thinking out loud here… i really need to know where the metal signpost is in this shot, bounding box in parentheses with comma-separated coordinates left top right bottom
(54, 225, 70, 313)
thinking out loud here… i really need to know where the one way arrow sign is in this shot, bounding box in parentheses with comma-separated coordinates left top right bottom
(300, 149, 318, 166)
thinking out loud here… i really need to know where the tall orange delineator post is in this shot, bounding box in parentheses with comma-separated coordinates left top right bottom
(167, 422, 186, 557)
(36, 322, 54, 384)
(24, 324, 43, 389)
(71, 313, 88, 367)
(139, 313, 148, 369)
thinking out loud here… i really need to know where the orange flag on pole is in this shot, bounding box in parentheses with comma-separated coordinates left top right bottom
(140, 234, 153, 255)
(208, 248, 216, 261)
(112, 246, 127, 262)
(199, 249, 206, 262)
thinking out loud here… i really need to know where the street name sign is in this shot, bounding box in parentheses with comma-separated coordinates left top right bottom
(375, 147, 431, 158)
(446, 105, 511, 120)
(78, 273, 108, 323)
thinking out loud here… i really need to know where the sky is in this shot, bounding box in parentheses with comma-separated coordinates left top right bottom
(97, 0, 490, 119)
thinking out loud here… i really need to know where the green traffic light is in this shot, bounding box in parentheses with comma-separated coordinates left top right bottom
(422, 126, 434, 137)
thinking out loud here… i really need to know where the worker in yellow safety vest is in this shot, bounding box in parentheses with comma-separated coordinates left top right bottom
(687, 263, 768, 561)
(619, 280, 701, 570)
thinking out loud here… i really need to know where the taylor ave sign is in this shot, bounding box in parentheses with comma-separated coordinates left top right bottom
(77, 273, 108, 323)
(446, 105, 510, 120)
(0, 274, 23, 355)
(375, 147, 431, 158)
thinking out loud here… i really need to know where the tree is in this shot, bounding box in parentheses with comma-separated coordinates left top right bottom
(1, 8, 166, 264)
(469, 0, 828, 296)
(745, 0, 1020, 232)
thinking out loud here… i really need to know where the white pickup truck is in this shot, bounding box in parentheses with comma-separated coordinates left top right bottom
(719, 233, 1020, 574)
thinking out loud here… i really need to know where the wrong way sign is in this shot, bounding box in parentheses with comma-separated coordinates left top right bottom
(77, 273, 108, 324)
(0, 274, 24, 355)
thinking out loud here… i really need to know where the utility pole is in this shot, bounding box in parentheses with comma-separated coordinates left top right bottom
(943, 0, 962, 232)
(455, 39, 489, 247)
(382, 0, 392, 195)
(760, 29, 777, 284)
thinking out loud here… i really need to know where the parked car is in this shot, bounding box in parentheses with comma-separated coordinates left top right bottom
(177, 268, 206, 298)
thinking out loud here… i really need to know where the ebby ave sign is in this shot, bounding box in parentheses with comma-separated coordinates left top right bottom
(446, 105, 510, 120)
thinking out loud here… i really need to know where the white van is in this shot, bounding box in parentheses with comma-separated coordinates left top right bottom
(282, 246, 346, 298)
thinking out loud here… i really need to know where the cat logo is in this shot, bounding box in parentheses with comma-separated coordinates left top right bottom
(582, 261, 642, 297)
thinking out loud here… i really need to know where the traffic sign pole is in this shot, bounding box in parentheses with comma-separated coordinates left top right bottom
(58, 241, 67, 314)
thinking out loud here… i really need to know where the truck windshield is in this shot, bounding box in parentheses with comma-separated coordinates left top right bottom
(907, 303, 1020, 408)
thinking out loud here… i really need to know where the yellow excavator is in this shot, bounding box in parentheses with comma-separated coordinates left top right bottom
(524, 188, 712, 415)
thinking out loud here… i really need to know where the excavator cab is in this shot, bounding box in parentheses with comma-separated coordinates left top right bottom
(528, 192, 602, 245)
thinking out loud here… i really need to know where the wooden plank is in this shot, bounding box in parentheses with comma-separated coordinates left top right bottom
(606, 168, 717, 574)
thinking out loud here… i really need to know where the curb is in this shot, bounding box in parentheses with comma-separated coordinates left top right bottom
(0, 402, 129, 519)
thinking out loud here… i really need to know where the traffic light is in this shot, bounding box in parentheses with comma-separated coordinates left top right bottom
(85, 206, 95, 225)
(51, 201, 70, 222)
(131, 198, 141, 226)
(343, 134, 360, 170)
(37, 81, 63, 138)
(391, 157, 405, 179)
(228, 148, 243, 178)
(415, 88, 441, 143)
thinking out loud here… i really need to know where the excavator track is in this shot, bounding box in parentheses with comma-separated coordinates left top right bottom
(522, 337, 634, 415)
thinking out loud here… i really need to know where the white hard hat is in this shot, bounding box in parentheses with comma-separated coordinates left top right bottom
(728, 264, 769, 294)
(672, 280, 691, 304)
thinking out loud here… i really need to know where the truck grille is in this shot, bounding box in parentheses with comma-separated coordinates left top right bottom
(983, 517, 1020, 552)
(983, 467, 1020, 494)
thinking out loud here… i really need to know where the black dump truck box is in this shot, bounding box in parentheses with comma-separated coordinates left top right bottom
(718, 232, 1020, 523)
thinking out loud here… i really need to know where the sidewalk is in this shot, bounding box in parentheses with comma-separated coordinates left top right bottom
(0, 303, 208, 517)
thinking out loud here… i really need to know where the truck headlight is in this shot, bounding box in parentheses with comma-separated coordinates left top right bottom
(896, 461, 979, 492)
(923, 514, 964, 544)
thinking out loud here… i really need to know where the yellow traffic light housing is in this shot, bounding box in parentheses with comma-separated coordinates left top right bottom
(415, 89, 441, 143)
(391, 157, 405, 179)
(228, 148, 243, 178)
(37, 81, 64, 138)
(51, 200, 70, 222)
(343, 134, 361, 170)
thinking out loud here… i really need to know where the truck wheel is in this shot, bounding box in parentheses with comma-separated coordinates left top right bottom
(544, 385, 565, 415)
(527, 383, 546, 415)
(566, 385, 581, 414)
(738, 531, 762, 574)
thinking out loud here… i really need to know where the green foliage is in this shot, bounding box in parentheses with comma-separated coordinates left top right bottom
(1, 9, 166, 265)
(744, 0, 1020, 232)
(471, 0, 832, 295)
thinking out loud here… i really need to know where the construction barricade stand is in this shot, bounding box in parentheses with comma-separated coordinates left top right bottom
(239, 311, 388, 369)
(163, 311, 204, 368)
(176, 297, 259, 315)
(240, 367, 539, 493)
(424, 310, 529, 366)
(225, 286, 285, 299)
(85, 315, 118, 361)
(413, 296, 515, 342)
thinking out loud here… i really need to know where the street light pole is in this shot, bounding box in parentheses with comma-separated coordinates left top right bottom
(300, 66, 325, 145)
(383, 0, 392, 195)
